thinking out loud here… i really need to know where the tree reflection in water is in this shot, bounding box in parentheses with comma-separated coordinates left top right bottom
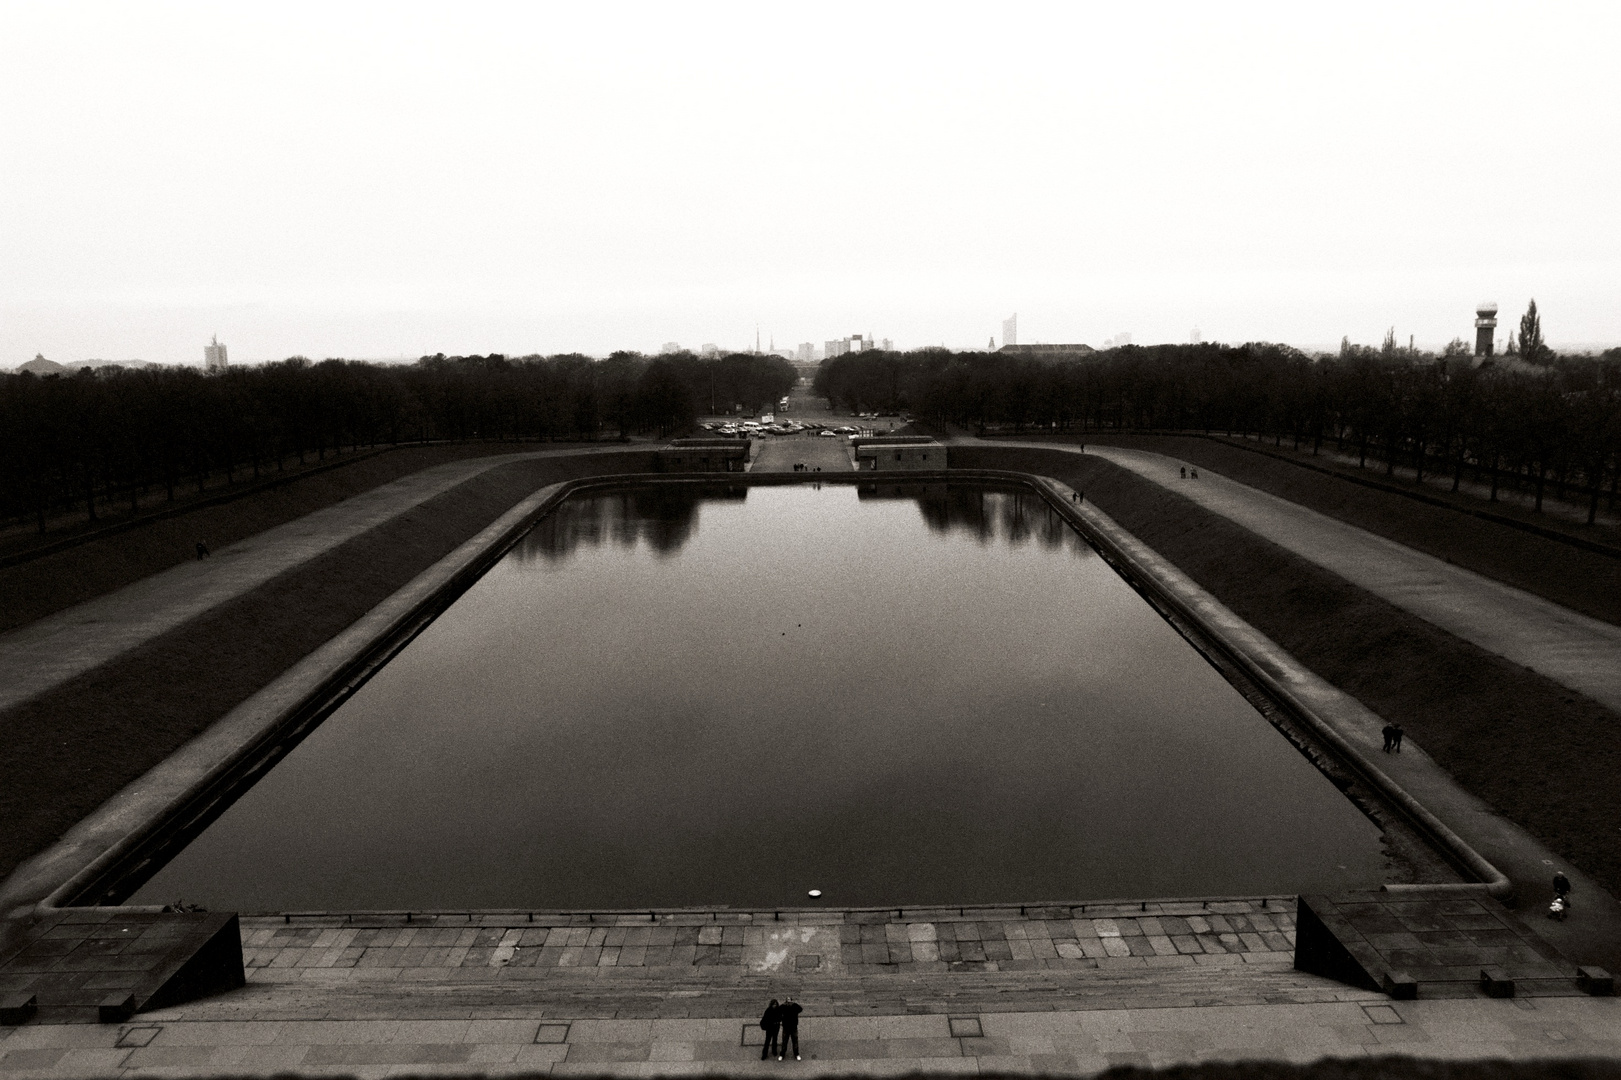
(860, 482, 1083, 551)
(515, 484, 746, 561)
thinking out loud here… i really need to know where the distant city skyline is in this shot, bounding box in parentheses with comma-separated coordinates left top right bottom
(10, 311, 1620, 373)
(3, 7, 1617, 366)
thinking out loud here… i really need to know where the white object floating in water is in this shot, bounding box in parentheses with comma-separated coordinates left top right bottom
(807, 889, 822, 898)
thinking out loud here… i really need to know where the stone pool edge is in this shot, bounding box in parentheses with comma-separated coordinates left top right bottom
(0, 473, 591, 943)
(1026, 475, 1511, 901)
(0, 468, 1505, 952)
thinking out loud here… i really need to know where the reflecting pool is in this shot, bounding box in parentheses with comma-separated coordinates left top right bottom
(133, 481, 1386, 910)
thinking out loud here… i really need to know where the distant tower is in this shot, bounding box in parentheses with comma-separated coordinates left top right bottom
(1474, 302, 1498, 357)
(1002, 314, 1017, 348)
(203, 335, 228, 371)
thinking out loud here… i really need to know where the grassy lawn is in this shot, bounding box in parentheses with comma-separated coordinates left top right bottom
(0, 451, 657, 883)
(952, 445, 1621, 902)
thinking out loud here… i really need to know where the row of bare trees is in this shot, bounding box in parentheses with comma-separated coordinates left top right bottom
(1, 351, 794, 533)
(816, 343, 1621, 522)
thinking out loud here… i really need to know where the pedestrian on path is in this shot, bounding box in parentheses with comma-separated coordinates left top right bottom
(1391, 723, 1404, 752)
(1381, 723, 1397, 753)
(759, 999, 781, 1060)
(194, 540, 210, 560)
(777, 997, 802, 1060)
(1180, 466, 1187, 478)
(1554, 871, 1572, 899)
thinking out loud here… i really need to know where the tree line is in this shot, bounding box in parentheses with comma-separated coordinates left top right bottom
(817, 340, 1621, 523)
(1, 350, 794, 533)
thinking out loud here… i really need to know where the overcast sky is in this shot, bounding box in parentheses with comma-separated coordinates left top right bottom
(3, 1, 1618, 364)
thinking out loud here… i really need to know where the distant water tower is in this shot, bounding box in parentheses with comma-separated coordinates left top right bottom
(1474, 302, 1498, 357)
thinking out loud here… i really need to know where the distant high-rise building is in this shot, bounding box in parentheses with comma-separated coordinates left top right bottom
(1475, 302, 1498, 357)
(660, 341, 682, 354)
(796, 342, 817, 362)
(203, 335, 228, 371)
(824, 334, 872, 358)
(1103, 332, 1133, 349)
(1002, 314, 1017, 348)
(1190, 328, 1203, 344)
(701, 344, 719, 358)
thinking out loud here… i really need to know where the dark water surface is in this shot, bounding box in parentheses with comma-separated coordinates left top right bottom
(134, 482, 1386, 911)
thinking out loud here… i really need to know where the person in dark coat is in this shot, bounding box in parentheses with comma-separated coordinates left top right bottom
(1553, 871, 1572, 899)
(777, 997, 803, 1060)
(1381, 723, 1396, 753)
(1391, 723, 1404, 752)
(759, 999, 780, 1060)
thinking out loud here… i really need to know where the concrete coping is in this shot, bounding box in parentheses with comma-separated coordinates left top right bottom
(228, 893, 1300, 927)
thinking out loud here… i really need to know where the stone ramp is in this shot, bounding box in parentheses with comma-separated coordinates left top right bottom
(0, 910, 243, 1024)
(1295, 892, 1610, 1000)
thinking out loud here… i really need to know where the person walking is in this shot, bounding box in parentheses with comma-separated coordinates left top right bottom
(777, 997, 802, 1060)
(759, 999, 781, 1061)
(1381, 723, 1396, 753)
(1391, 723, 1405, 752)
(1554, 871, 1572, 899)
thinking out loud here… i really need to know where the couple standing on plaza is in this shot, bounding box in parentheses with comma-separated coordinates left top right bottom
(760, 997, 802, 1061)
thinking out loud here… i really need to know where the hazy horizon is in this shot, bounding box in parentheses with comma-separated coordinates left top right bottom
(5, 3, 1618, 365)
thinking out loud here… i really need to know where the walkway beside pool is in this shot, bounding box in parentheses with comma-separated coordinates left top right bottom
(0, 447, 643, 716)
(4, 902, 1621, 1077)
(1072, 443, 1621, 717)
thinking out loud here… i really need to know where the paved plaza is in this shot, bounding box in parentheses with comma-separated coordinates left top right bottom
(5, 901, 1619, 1077)
(749, 434, 856, 473)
